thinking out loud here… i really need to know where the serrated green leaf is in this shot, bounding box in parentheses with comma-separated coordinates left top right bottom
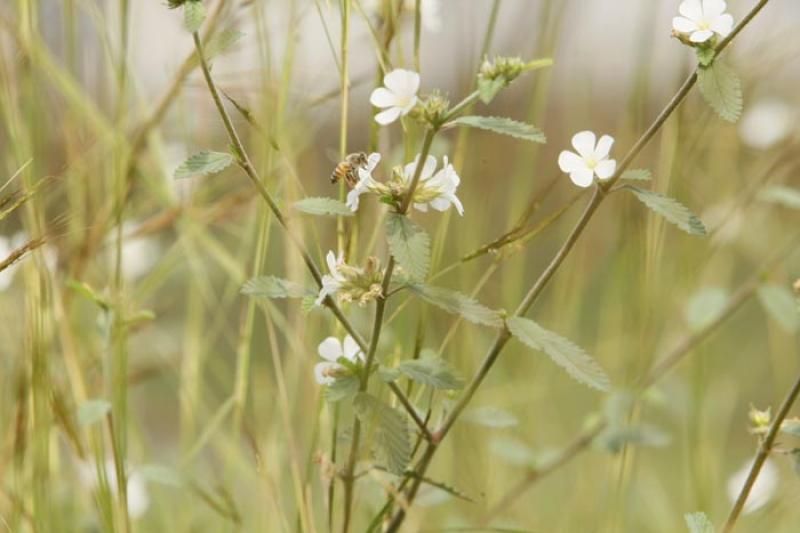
(450, 116, 546, 143)
(463, 406, 518, 428)
(241, 276, 311, 299)
(780, 418, 800, 437)
(293, 197, 353, 217)
(353, 392, 410, 475)
(507, 316, 610, 392)
(78, 399, 111, 427)
(385, 213, 430, 281)
(408, 284, 504, 328)
(698, 60, 743, 123)
(757, 284, 799, 333)
(137, 465, 184, 487)
(758, 185, 800, 209)
(595, 424, 671, 454)
(378, 366, 401, 383)
(684, 512, 715, 533)
(625, 186, 706, 235)
(183, 1, 206, 33)
(696, 47, 716, 67)
(478, 77, 505, 104)
(324, 375, 359, 403)
(174, 151, 234, 179)
(685, 287, 729, 331)
(397, 357, 464, 390)
(621, 168, 652, 181)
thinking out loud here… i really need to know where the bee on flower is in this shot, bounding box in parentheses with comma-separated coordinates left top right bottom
(558, 131, 617, 188)
(314, 335, 365, 385)
(370, 69, 421, 125)
(672, 0, 734, 44)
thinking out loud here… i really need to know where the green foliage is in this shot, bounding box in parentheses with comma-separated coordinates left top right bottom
(77, 399, 111, 427)
(174, 150, 234, 179)
(698, 60, 743, 123)
(685, 287, 729, 331)
(450, 116, 546, 143)
(621, 168, 652, 181)
(183, 1, 207, 33)
(477, 77, 505, 104)
(324, 375, 360, 403)
(684, 512, 715, 533)
(595, 424, 671, 453)
(758, 186, 800, 210)
(462, 407, 518, 428)
(396, 357, 464, 390)
(757, 284, 799, 333)
(507, 316, 610, 392)
(241, 276, 310, 299)
(624, 186, 706, 235)
(293, 197, 353, 217)
(353, 393, 410, 474)
(696, 47, 716, 67)
(408, 284, 504, 328)
(780, 418, 800, 437)
(385, 213, 430, 281)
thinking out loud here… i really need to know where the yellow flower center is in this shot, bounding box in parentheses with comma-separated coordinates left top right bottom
(698, 20, 710, 31)
(586, 158, 598, 170)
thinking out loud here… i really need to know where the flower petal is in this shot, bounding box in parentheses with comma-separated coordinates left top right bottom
(690, 29, 714, 42)
(375, 106, 403, 125)
(343, 335, 362, 361)
(594, 159, 617, 180)
(571, 131, 597, 159)
(346, 188, 363, 211)
(673, 16, 699, 33)
(702, 0, 727, 18)
(420, 154, 437, 181)
(384, 69, 420, 97)
(326, 251, 338, 273)
(413, 202, 428, 212)
(569, 168, 594, 188)
(366, 152, 381, 171)
(399, 95, 419, 115)
(318, 337, 343, 361)
(594, 135, 615, 159)
(314, 362, 338, 385)
(679, 0, 703, 21)
(370, 87, 396, 108)
(558, 150, 586, 173)
(710, 13, 734, 36)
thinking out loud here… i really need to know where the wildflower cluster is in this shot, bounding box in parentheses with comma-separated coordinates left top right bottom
(316, 252, 384, 307)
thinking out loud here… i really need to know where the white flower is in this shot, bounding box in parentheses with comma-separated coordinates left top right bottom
(314, 335, 364, 385)
(316, 251, 346, 306)
(558, 131, 617, 188)
(739, 99, 796, 150)
(402, 154, 464, 215)
(346, 152, 382, 211)
(370, 69, 420, 125)
(77, 460, 150, 519)
(673, 0, 734, 44)
(726, 457, 778, 515)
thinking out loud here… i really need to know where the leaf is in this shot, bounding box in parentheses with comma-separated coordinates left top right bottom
(463, 407, 518, 428)
(478, 77, 505, 104)
(698, 60, 743, 123)
(780, 418, 800, 437)
(241, 276, 311, 299)
(757, 284, 799, 333)
(183, 1, 206, 33)
(450, 116, 546, 143)
(408, 284, 504, 328)
(385, 213, 430, 281)
(758, 185, 800, 210)
(293, 197, 353, 217)
(685, 287, 729, 331)
(353, 393, 410, 475)
(378, 366, 401, 383)
(324, 375, 360, 403)
(507, 316, 611, 392)
(621, 168, 652, 181)
(696, 47, 716, 67)
(174, 151, 234, 179)
(78, 399, 111, 427)
(397, 357, 464, 390)
(595, 424, 671, 454)
(684, 512, 715, 533)
(625, 186, 706, 236)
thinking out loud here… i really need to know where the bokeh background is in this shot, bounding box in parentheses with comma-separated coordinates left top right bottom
(1, 0, 800, 531)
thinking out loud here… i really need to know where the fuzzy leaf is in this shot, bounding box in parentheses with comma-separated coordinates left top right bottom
(696, 47, 716, 67)
(757, 284, 799, 333)
(408, 284, 504, 328)
(385, 214, 430, 281)
(463, 407, 518, 428)
(698, 60, 743, 123)
(477, 77, 505, 104)
(621, 168, 652, 181)
(353, 392, 410, 475)
(758, 185, 800, 210)
(183, 1, 206, 32)
(397, 357, 464, 390)
(450, 116, 546, 143)
(685, 287, 729, 331)
(325, 375, 360, 403)
(685, 512, 715, 533)
(595, 424, 671, 454)
(507, 316, 610, 392)
(241, 276, 311, 299)
(293, 197, 353, 217)
(625, 186, 706, 235)
(78, 399, 111, 427)
(174, 151, 234, 179)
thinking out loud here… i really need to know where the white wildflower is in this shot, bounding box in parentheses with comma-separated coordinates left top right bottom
(314, 335, 364, 385)
(558, 131, 617, 188)
(401, 154, 464, 215)
(726, 457, 778, 515)
(370, 69, 420, 125)
(316, 251, 346, 306)
(673, 0, 734, 44)
(346, 152, 382, 211)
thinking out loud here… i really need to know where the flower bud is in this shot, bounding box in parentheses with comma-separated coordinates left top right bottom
(749, 405, 771, 429)
(419, 90, 450, 126)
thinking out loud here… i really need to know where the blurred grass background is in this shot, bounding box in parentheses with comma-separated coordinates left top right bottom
(1, 0, 799, 531)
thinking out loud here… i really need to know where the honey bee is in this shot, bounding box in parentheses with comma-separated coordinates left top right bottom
(330, 152, 369, 188)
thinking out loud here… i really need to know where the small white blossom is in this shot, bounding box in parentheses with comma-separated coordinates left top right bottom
(346, 152, 382, 211)
(314, 335, 364, 385)
(370, 69, 420, 125)
(558, 131, 617, 188)
(316, 251, 346, 306)
(673, 0, 734, 44)
(402, 154, 464, 215)
(726, 457, 778, 515)
(77, 460, 150, 519)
